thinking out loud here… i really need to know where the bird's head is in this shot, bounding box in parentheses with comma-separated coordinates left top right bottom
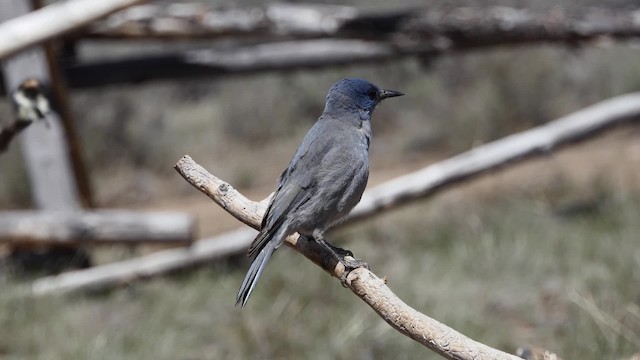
(324, 78, 403, 115)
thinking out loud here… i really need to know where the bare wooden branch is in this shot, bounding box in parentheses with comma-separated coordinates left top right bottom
(166, 158, 270, 229)
(173, 156, 523, 360)
(0, 0, 146, 59)
(0, 210, 195, 246)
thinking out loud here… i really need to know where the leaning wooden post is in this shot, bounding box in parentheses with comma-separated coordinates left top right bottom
(31, 0, 94, 208)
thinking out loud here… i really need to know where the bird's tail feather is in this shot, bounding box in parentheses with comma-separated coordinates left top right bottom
(236, 242, 276, 308)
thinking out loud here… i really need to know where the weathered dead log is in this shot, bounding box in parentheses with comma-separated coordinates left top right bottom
(0, 210, 195, 246)
(84, 3, 640, 44)
(0, 0, 146, 59)
(63, 39, 400, 89)
(63, 5, 640, 88)
(29, 228, 250, 295)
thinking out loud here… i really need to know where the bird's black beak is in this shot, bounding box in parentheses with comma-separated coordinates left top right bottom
(378, 89, 404, 100)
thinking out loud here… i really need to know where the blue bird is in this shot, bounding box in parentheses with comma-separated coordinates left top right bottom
(236, 78, 403, 307)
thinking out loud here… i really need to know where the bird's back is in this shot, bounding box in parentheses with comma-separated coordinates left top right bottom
(259, 113, 369, 241)
(281, 114, 369, 234)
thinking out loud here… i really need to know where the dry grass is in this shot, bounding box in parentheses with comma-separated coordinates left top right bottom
(0, 192, 639, 359)
(1, 131, 640, 359)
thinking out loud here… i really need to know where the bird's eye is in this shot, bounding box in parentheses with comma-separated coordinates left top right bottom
(368, 89, 378, 100)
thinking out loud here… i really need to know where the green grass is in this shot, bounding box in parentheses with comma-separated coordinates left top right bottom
(1, 189, 639, 359)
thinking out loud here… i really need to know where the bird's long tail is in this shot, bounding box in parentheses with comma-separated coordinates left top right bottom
(236, 242, 275, 307)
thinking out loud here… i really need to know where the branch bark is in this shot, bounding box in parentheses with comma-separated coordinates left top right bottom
(173, 156, 522, 360)
(0, 210, 195, 246)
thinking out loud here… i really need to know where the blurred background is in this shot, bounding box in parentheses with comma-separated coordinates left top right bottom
(1, 0, 640, 359)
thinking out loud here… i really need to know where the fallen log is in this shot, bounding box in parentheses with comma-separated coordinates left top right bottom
(30, 228, 251, 295)
(84, 3, 640, 44)
(62, 5, 640, 88)
(0, 210, 196, 246)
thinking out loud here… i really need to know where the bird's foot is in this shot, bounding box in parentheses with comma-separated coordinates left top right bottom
(338, 254, 369, 287)
(324, 241, 353, 258)
(312, 233, 368, 286)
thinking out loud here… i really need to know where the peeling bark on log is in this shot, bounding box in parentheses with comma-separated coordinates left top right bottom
(0, 210, 195, 246)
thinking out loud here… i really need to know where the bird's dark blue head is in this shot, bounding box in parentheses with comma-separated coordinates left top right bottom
(323, 78, 403, 116)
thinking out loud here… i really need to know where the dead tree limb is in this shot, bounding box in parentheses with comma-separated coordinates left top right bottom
(0, 0, 146, 59)
(0, 210, 195, 246)
(171, 156, 524, 360)
(28, 91, 640, 295)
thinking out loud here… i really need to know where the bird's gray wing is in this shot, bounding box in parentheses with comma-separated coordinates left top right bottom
(248, 122, 334, 256)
